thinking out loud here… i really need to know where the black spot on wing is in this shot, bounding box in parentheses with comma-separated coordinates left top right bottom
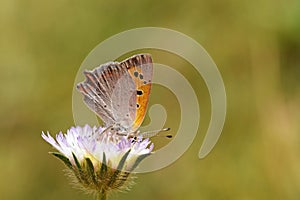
(137, 90, 143, 96)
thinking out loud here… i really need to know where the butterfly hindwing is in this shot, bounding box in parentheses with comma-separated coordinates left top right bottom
(77, 62, 136, 128)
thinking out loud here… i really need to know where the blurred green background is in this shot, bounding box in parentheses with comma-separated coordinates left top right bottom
(1, 0, 300, 199)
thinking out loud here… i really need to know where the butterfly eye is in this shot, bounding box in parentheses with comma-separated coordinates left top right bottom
(131, 136, 137, 143)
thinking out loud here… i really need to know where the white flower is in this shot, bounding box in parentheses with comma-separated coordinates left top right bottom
(42, 124, 154, 198)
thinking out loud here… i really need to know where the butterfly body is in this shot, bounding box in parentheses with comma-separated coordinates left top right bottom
(77, 54, 153, 136)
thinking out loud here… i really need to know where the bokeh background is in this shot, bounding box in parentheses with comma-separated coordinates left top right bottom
(1, 0, 300, 199)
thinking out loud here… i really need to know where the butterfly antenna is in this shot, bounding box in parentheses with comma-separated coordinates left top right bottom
(140, 128, 172, 138)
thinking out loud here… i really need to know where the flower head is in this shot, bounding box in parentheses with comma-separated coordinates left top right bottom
(42, 124, 154, 199)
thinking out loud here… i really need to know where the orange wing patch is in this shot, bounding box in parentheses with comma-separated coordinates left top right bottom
(120, 54, 153, 131)
(127, 66, 152, 130)
(135, 83, 151, 130)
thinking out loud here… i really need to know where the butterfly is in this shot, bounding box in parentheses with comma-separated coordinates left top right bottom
(77, 54, 159, 136)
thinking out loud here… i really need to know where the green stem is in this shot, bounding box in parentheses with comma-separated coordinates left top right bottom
(97, 189, 107, 200)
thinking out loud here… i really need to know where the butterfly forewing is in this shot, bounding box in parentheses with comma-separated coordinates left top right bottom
(77, 54, 153, 132)
(120, 54, 153, 131)
(110, 69, 136, 128)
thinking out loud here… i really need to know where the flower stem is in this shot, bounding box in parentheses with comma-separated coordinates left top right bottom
(97, 189, 107, 200)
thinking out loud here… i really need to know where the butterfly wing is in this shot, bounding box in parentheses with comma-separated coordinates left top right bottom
(77, 54, 153, 131)
(77, 62, 136, 128)
(120, 54, 153, 131)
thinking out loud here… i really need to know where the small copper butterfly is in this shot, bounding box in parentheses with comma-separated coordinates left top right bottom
(77, 54, 153, 136)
